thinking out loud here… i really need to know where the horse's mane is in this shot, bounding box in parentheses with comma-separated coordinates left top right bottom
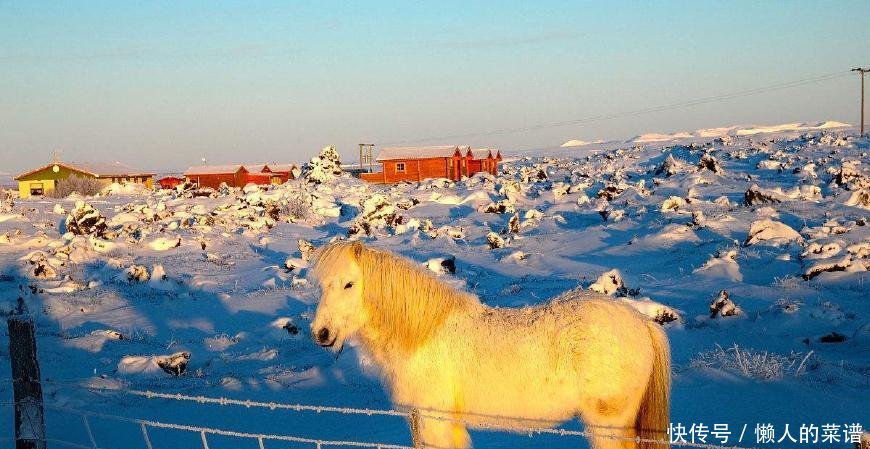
(314, 242, 479, 353)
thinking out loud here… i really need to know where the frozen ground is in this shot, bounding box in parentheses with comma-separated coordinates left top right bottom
(0, 124, 868, 449)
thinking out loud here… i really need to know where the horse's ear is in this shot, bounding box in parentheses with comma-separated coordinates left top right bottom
(351, 241, 364, 259)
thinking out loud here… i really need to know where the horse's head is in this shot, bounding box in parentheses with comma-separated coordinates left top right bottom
(310, 241, 368, 352)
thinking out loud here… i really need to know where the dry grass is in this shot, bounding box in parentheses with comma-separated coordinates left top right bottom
(690, 344, 816, 380)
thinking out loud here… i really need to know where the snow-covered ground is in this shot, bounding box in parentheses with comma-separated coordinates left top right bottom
(0, 125, 868, 449)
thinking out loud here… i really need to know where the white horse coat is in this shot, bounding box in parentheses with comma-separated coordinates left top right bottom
(311, 242, 670, 449)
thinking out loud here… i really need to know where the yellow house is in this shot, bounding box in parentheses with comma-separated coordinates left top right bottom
(15, 161, 155, 199)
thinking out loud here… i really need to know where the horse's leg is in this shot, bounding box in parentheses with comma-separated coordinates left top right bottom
(412, 414, 470, 449)
(584, 423, 637, 449)
(580, 398, 642, 449)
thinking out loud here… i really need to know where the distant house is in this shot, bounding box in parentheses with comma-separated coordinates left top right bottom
(157, 176, 185, 190)
(183, 165, 249, 189)
(14, 161, 154, 199)
(183, 163, 296, 189)
(252, 163, 298, 185)
(360, 146, 501, 183)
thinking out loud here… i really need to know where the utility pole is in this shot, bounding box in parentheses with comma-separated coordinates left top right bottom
(853, 67, 869, 136)
(358, 143, 375, 173)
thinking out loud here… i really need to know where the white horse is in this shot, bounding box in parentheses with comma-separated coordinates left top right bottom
(311, 241, 670, 449)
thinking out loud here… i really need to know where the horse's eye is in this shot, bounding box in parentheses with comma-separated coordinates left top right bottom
(344, 282, 354, 289)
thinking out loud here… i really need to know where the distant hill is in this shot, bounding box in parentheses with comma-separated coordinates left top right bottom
(0, 172, 14, 190)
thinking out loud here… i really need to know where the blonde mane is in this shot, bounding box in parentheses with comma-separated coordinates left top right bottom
(313, 242, 479, 353)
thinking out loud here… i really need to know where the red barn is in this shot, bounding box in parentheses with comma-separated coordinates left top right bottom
(361, 146, 501, 183)
(184, 165, 250, 189)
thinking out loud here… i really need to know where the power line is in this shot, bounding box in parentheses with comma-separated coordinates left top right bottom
(381, 70, 853, 146)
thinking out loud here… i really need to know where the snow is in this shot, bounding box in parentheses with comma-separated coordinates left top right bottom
(375, 145, 459, 161)
(183, 164, 244, 175)
(0, 124, 867, 448)
(560, 139, 605, 148)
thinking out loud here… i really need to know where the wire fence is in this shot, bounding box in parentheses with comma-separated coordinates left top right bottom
(0, 378, 794, 449)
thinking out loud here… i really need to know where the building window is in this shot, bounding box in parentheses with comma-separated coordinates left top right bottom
(30, 183, 44, 196)
(395, 162, 406, 173)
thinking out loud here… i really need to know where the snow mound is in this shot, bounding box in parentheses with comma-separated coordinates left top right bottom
(744, 219, 802, 246)
(560, 139, 605, 148)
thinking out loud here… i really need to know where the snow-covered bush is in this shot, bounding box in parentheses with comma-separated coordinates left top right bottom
(0, 188, 13, 212)
(282, 188, 313, 221)
(709, 290, 742, 318)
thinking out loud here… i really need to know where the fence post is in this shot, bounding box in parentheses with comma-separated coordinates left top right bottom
(7, 317, 47, 449)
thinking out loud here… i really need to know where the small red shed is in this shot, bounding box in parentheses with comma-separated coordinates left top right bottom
(361, 146, 501, 183)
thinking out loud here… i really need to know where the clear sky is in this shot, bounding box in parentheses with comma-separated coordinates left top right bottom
(1, 1, 868, 174)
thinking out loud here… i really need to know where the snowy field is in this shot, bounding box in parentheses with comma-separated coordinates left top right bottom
(0, 123, 868, 449)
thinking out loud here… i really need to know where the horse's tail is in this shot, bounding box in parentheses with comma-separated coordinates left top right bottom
(636, 320, 671, 449)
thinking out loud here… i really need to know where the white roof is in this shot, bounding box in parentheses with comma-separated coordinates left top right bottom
(183, 164, 245, 176)
(469, 148, 495, 160)
(264, 163, 297, 172)
(376, 145, 460, 161)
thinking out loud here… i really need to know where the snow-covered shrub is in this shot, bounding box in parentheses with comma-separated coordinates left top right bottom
(481, 199, 516, 214)
(0, 188, 13, 212)
(126, 265, 150, 282)
(519, 166, 548, 183)
(348, 194, 403, 236)
(425, 256, 456, 275)
(65, 201, 108, 237)
(51, 175, 104, 198)
(660, 196, 687, 212)
(698, 153, 723, 174)
(618, 297, 681, 324)
(486, 232, 506, 249)
(834, 161, 868, 190)
(298, 239, 316, 262)
(743, 184, 782, 206)
(25, 252, 58, 279)
(709, 290, 742, 318)
(589, 269, 624, 295)
(282, 188, 313, 221)
(655, 154, 678, 177)
(303, 146, 343, 184)
(588, 269, 639, 296)
(156, 351, 190, 376)
(503, 213, 520, 234)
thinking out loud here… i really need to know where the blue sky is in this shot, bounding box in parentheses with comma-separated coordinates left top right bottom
(1, 1, 868, 173)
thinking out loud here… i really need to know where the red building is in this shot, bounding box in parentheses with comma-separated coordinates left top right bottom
(157, 176, 185, 190)
(361, 146, 501, 183)
(183, 165, 251, 189)
(258, 163, 298, 184)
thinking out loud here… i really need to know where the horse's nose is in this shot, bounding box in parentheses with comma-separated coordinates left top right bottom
(316, 327, 331, 345)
